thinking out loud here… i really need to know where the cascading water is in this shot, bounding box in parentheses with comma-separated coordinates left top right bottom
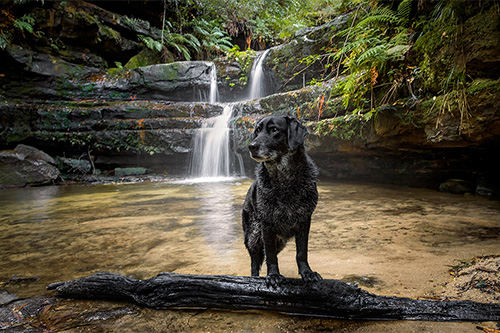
(248, 49, 271, 100)
(209, 63, 219, 104)
(189, 104, 234, 180)
(189, 51, 271, 180)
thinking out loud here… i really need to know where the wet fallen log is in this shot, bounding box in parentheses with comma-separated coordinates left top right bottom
(47, 272, 500, 322)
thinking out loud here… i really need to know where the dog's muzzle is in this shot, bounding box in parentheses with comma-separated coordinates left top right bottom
(249, 142, 270, 162)
(248, 143, 261, 160)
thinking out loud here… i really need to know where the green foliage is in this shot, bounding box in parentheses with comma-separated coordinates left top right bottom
(226, 46, 258, 86)
(139, 32, 198, 62)
(13, 15, 35, 35)
(332, 1, 413, 112)
(195, 0, 338, 46)
(431, 0, 466, 26)
(189, 18, 233, 58)
(139, 35, 163, 53)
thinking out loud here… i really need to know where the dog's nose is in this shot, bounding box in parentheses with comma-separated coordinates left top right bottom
(248, 143, 259, 153)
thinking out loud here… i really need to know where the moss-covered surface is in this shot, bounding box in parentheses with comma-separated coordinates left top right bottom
(124, 49, 163, 69)
(267, 15, 350, 92)
(413, 4, 500, 93)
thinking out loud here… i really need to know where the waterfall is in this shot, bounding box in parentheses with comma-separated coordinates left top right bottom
(248, 49, 271, 100)
(189, 104, 235, 180)
(189, 51, 273, 181)
(209, 63, 219, 104)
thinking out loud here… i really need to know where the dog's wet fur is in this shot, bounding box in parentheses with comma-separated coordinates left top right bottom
(242, 114, 322, 288)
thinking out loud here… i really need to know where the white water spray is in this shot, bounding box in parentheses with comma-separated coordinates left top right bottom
(209, 63, 219, 104)
(189, 104, 234, 179)
(248, 49, 271, 100)
(189, 51, 272, 181)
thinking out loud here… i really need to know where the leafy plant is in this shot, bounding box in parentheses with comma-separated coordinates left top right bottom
(139, 35, 162, 53)
(332, 0, 413, 112)
(13, 15, 35, 37)
(195, 0, 337, 47)
(314, 111, 373, 141)
(190, 18, 233, 58)
(139, 31, 199, 62)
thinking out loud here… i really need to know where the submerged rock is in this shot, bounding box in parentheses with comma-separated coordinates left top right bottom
(439, 179, 475, 194)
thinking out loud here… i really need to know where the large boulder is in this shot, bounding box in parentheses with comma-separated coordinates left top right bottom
(65, 62, 218, 101)
(0, 145, 60, 188)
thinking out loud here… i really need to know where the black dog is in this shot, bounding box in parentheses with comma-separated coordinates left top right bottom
(242, 114, 322, 288)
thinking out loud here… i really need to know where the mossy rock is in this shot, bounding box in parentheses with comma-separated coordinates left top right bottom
(124, 49, 163, 69)
(413, 5, 500, 93)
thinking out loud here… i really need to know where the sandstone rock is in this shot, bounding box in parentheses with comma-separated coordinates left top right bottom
(14, 144, 56, 165)
(0, 147, 60, 188)
(439, 179, 475, 194)
(56, 157, 92, 175)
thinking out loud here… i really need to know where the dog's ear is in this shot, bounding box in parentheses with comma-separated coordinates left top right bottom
(252, 120, 262, 139)
(287, 116, 308, 152)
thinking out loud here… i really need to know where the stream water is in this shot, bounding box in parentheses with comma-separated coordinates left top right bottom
(0, 180, 499, 331)
(248, 49, 271, 100)
(189, 104, 235, 179)
(189, 50, 272, 180)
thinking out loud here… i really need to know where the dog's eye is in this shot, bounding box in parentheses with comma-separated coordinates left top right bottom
(269, 126, 279, 133)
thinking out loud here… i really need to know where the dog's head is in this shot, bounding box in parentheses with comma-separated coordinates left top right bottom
(248, 114, 308, 162)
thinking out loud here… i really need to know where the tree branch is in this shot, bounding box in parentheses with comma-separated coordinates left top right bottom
(47, 272, 500, 322)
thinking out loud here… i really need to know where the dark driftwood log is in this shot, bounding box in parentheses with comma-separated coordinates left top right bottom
(47, 272, 500, 322)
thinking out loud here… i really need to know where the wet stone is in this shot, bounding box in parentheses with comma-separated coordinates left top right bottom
(0, 290, 19, 305)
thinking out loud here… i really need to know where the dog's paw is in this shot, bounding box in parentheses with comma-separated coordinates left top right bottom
(266, 273, 286, 288)
(300, 270, 323, 283)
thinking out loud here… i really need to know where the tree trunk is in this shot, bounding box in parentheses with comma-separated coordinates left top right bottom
(47, 272, 500, 322)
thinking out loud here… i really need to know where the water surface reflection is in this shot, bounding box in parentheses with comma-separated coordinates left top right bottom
(194, 181, 240, 255)
(0, 179, 499, 306)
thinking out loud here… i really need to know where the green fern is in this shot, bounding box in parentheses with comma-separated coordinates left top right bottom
(332, 2, 413, 112)
(189, 18, 234, 58)
(397, 0, 413, 26)
(357, 7, 401, 27)
(356, 44, 388, 65)
(13, 15, 35, 34)
(138, 35, 162, 53)
(164, 34, 193, 60)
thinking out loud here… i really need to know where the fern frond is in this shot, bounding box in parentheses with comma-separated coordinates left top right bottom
(184, 33, 201, 49)
(356, 44, 388, 65)
(357, 8, 401, 27)
(14, 15, 34, 34)
(385, 44, 410, 60)
(138, 35, 162, 53)
(170, 43, 191, 61)
(397, 0, 412, 26)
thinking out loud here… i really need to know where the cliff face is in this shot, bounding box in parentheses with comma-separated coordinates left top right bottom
(1, 1, 499, 196)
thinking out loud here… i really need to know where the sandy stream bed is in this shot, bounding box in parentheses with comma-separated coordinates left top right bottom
(0, 180, 498, 332)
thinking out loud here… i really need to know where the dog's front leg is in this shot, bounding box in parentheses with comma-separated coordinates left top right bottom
(296, 220, 323, 283)
(262, 228, 285, 288)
